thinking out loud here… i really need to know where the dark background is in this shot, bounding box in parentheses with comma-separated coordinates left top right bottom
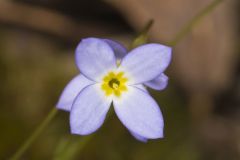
(0, 0, 239, 159)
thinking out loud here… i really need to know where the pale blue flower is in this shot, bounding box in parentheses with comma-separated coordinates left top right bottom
(57, 38, 172, 142)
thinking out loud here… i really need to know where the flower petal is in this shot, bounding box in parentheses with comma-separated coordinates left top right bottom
(103, 39, 127, 60)
(133, 84, 148, 93)
(144, 73, 168, 90)
(75, 38, 117, 81)
(70, 84, 112, 135)
(118, 44, 172, 84)
(113, 86, 164, 139)
(130, 131, 148, 142)
(56, 75, 94, 111)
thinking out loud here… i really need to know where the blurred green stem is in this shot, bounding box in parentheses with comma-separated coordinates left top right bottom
(53, 107, 115, 159)
(10, 108, 58, 160)
(167, 0, 223, 46)
(129, 19, 154, 49)
(9, 0, 223, 159)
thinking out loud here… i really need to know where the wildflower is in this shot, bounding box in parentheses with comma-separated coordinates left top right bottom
(57, 38, 172, 142)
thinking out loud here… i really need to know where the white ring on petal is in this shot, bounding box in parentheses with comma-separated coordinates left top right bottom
(70, 84, 112, 135)
(113, 86, 164, 139)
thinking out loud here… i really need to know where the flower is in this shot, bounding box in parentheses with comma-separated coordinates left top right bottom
(57, 38, 172, 142)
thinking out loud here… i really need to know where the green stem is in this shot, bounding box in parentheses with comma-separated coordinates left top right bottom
(129, 19, 154, 49)
(10, 108, 58, 160)
(167, 0, 223, 46)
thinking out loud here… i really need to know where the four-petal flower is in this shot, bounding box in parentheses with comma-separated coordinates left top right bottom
(57, 38, 172, 142)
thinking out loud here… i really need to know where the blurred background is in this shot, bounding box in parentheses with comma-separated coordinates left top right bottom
(0, 0, 239, 159)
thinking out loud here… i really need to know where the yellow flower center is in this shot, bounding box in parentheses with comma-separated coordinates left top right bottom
(101, 71, 128, 97)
